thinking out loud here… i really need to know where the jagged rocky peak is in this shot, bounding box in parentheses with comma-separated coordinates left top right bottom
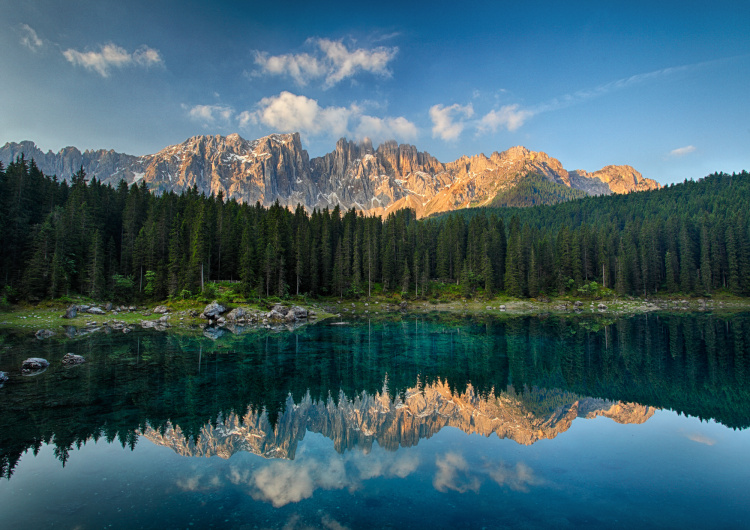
(1, 133, 661, 218)
(140, 381, 657, 460)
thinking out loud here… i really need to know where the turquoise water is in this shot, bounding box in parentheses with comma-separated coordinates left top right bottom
(1, 313, 749, 528)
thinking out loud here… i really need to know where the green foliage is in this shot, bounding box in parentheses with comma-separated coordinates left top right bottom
(111, 274, 135, 301)
(489, 172, 589, 208)
(1, 160, 749, 304)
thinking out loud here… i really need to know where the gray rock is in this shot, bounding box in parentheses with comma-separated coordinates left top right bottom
(225, 307, 247, 321)
(574, 301, 583, 307)
(104, 302, 113, 311)
(22, 357, 49, 375)
(62, 305, 77, 319)
(122, 327, 132, 334)
(61, 353, 85, 365)
(0, 371, 8, 383)
(499, 305, 506, 311)
(597, 303, 608, 310)
(35, 329, 56, 340)
(153, 305, 169, 314)
(87, 306, 106, 315)
(267, 309, 286, 321)
(288, 306, 308, 319)
(77, 305, 91, 313)
(203, 300, 226, 318)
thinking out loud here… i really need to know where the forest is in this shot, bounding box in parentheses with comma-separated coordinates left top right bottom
(0, 155, 749, 304)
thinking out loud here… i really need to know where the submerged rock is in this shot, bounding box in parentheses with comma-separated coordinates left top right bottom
(21, 357, 49, 375)
(61, 353, 85, 366)
(35, 329, 56, 340)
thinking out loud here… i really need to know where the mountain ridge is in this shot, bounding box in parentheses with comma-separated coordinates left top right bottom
(0, 133, 660, 218)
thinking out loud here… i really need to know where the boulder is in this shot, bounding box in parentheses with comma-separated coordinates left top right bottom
(288, 306, 308, 320)
(203, 300, 226, 319)
(104, 302, 113, 311)
(267, 309, 286, 321)
(225, 307, 247, 321)
(153, 305, 169, 314)
(61, 353, 85, 366)
(271, 303, 289, 314)
(35, 329, 56, 340)
(21, 357, 49, 375)
(77, 305, 91, 313)
(62, 305, 77, 319)
(87, 306, 106, 315)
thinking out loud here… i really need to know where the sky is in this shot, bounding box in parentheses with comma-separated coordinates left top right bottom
(1, 0, 749, 185)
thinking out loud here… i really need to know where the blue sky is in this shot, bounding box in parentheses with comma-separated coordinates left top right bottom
(1, 0, 748, 184)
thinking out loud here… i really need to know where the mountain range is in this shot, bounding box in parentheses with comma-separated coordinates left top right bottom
(1, 133, 660, 218)
(140, 381, 655, 460)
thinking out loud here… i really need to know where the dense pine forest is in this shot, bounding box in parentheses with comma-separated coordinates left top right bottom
(0, 155, 749, 304)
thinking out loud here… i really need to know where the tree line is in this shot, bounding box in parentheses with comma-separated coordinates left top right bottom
(1, 155, 749, 303)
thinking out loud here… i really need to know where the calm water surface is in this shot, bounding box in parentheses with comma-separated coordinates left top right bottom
(1, 313, 749, 529)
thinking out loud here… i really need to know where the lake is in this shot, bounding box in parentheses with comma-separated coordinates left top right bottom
(1, 313, 749, 529)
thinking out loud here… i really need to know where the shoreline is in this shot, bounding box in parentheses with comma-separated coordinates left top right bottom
(1, 295, 749, 340)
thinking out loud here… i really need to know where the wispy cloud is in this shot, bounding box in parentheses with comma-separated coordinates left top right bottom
(686, 432, 716, 446)
(253, 38, 398, 88)
(19, 24, 43, 52)
(433, 60, 716, 141)
(63, 43, 163, 77)
(477, 104, 533, 133)
(429, 103, 474, 141)
(669, 145, 696, 157)
(185, 104, 235, 126)
(243, 91, 417, 143)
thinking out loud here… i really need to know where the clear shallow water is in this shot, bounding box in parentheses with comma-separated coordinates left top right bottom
(1, 313, 749, 529)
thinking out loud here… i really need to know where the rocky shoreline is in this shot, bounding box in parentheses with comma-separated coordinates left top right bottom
(1, 296, 748, 344)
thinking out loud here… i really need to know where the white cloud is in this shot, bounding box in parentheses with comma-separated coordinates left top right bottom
(429, 103, 474, 141)
(669, 145, 696, 157)
(186, 104, 235, 125)
(245, 91, 417, 142)
(316, 38, 396, 87)
(686, 432, 716, 445)
(355, 115, 418, 143)
(253, 38, 397, 88)
(433, 452, 481, 493)
(251, 91, 351, 137)
(19, 24, 43, 52)
(488, 461, 544, 492)
(253, 51, 325, 86)
(62, 43, 163, 77)
(478, 104, 534, 133)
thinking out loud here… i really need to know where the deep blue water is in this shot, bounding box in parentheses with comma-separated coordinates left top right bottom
(1, 313, 749, 528)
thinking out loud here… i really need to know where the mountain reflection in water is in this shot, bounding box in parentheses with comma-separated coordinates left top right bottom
(1, 312, 749, 479)
(141, 382, 654, 460)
